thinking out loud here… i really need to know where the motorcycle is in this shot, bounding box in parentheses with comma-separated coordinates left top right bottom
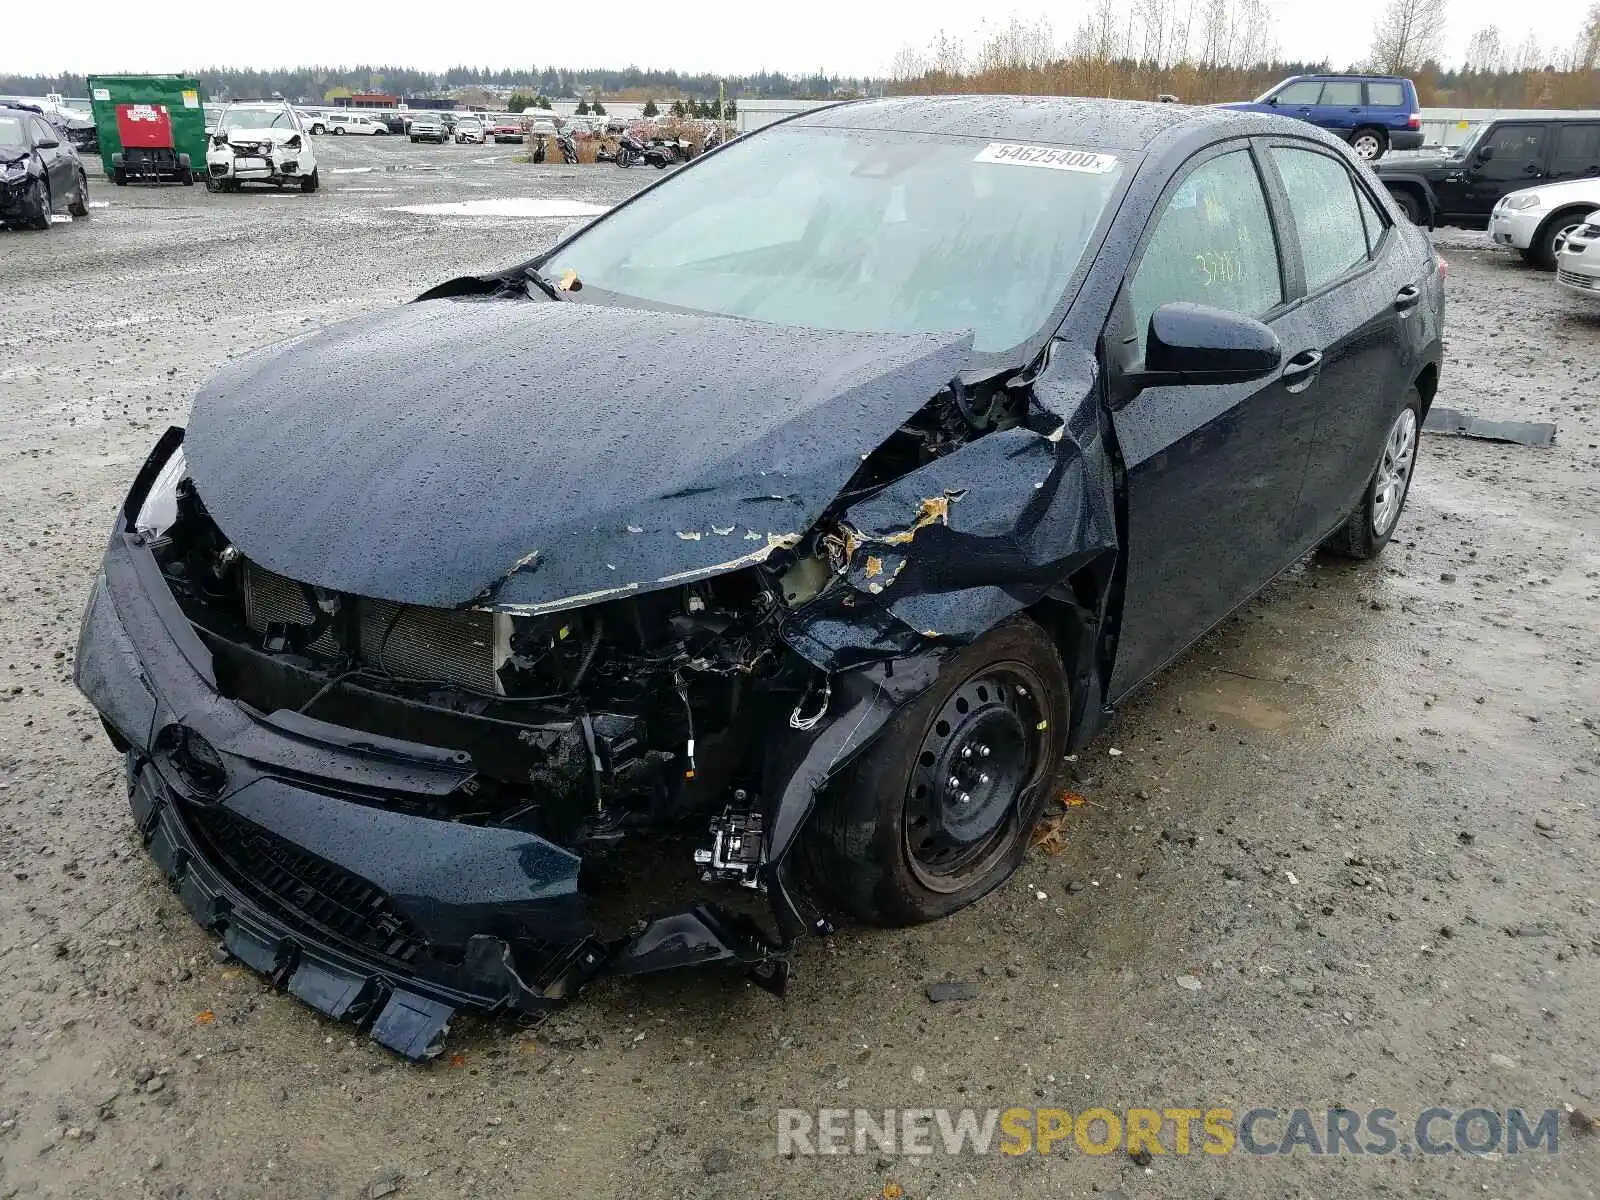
(557, 132, 579, 164)
(645, 136, 687, 168)
(530, 133, 547, 164)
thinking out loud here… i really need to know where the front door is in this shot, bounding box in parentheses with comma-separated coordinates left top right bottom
(1105, 143, 1317, 698)
(1459, 122, 1551, 218)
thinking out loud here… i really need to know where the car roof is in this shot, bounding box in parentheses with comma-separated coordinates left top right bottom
(789, 95, 1265, 152)
(1288, 73, 1409, 82)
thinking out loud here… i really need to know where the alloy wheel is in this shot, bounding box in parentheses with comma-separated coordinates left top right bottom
(1352, 133, 1382, 160)
(1372, 408, 1418, 537)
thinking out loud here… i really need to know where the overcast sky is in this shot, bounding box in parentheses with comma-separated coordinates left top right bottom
(4, 0, 1594, 80)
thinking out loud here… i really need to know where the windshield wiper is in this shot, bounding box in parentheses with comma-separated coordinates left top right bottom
(521, 265, 569, 302)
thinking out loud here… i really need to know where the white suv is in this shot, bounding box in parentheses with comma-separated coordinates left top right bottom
(205, 103, 318, 193)
(1488, 177, 1600, 268)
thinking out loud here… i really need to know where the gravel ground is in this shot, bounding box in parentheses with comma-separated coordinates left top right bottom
(1, 136, 1598, 1200)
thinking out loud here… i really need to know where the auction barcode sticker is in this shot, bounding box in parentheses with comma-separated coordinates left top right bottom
(974, 143, 1118, 173)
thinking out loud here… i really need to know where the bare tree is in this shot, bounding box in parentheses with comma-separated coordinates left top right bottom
(1464, 25, 1503, 72)
(974, 15, 1058, 73)
(1366, 0, 1448, 75)
(889, 44, 928, 82)
(928, 30, 969, 76)
(1508, 31, 1544, 72)
(1582, 2, 1600, 70)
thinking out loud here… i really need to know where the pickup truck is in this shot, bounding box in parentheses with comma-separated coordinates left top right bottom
(408, 113, 447, 144)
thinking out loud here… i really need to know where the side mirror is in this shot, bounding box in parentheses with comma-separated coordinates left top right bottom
(1128, 302, 1282, 392)
(36, 138, 60, 149)
(1476, 144, 1495, 162)
(1266, 95, 1279, 106)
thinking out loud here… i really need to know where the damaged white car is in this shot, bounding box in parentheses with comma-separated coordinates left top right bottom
(205, 102, 318, 193)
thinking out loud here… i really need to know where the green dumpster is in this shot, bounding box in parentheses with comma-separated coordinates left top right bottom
(87, 75, 207, 185)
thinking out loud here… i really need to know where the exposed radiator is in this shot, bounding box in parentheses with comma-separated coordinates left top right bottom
(241, 561, 509, 694)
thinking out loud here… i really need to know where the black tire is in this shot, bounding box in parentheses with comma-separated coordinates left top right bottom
(113, 166, 126, 186)
(23, 178, 51, 230)
(803, 617, 1069, 926)
(311, 124, 325, 135)
(1321, 387, 1422, 560)
(179, 167, 193, 186)
(204, 175, 221, 193)
(68, 170, 89, 217)
(300, 167, 319, 193)
(1529, 208, 1597, 270)
(1349, 127, 1388, 161)
(333, 126, 345, 135)
(1388, 187, 1426, 225)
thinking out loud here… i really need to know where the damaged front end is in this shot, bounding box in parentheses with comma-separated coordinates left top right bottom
(76, 302, 1119, 1058)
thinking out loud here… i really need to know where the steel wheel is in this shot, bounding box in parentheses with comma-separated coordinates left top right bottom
(1351, 131, 1384, 160)
(902, 662, 1047, 893)
(1372, 407, 1417, 537)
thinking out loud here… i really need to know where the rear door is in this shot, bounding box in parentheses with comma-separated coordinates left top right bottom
(1105, 142, 1320, 698)
(1309, 79, 1363, 136)
(1549, 121, 1600, 183)
(1364, 79, 1409, 134)
(1260, 140, 1415, 546)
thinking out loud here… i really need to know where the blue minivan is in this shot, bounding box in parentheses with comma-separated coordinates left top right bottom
(1223, 74, 1423, 161)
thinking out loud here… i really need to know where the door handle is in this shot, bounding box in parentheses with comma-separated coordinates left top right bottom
(1393, 284, 1421, 313)
(1281, 349, 1323, 392)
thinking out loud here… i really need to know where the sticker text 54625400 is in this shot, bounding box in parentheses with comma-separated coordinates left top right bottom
(974, 144, 1119, 174)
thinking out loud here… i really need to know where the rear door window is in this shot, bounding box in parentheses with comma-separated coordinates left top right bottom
(1269, 146, 1370, 291)
(1319, 81, 1362, 106)
(1128, 149, 1283, 354)
(1354, 182, 1389, 254)
(1551, 123, 1600, 176)
(1366, 82, 1405, 107)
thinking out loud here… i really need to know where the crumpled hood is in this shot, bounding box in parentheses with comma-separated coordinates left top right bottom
(185, 298, 971, 611)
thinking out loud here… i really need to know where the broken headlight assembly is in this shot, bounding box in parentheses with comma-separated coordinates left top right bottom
(134, 446, 188, 538)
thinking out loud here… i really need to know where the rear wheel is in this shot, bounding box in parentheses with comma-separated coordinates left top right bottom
(804, 618, 1069, 926)
(1388, 187, 1426, 225)
(1349, 128, 1388, 161)
(1322, 388, 1422, 560)
(333, 126, 345, 135)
